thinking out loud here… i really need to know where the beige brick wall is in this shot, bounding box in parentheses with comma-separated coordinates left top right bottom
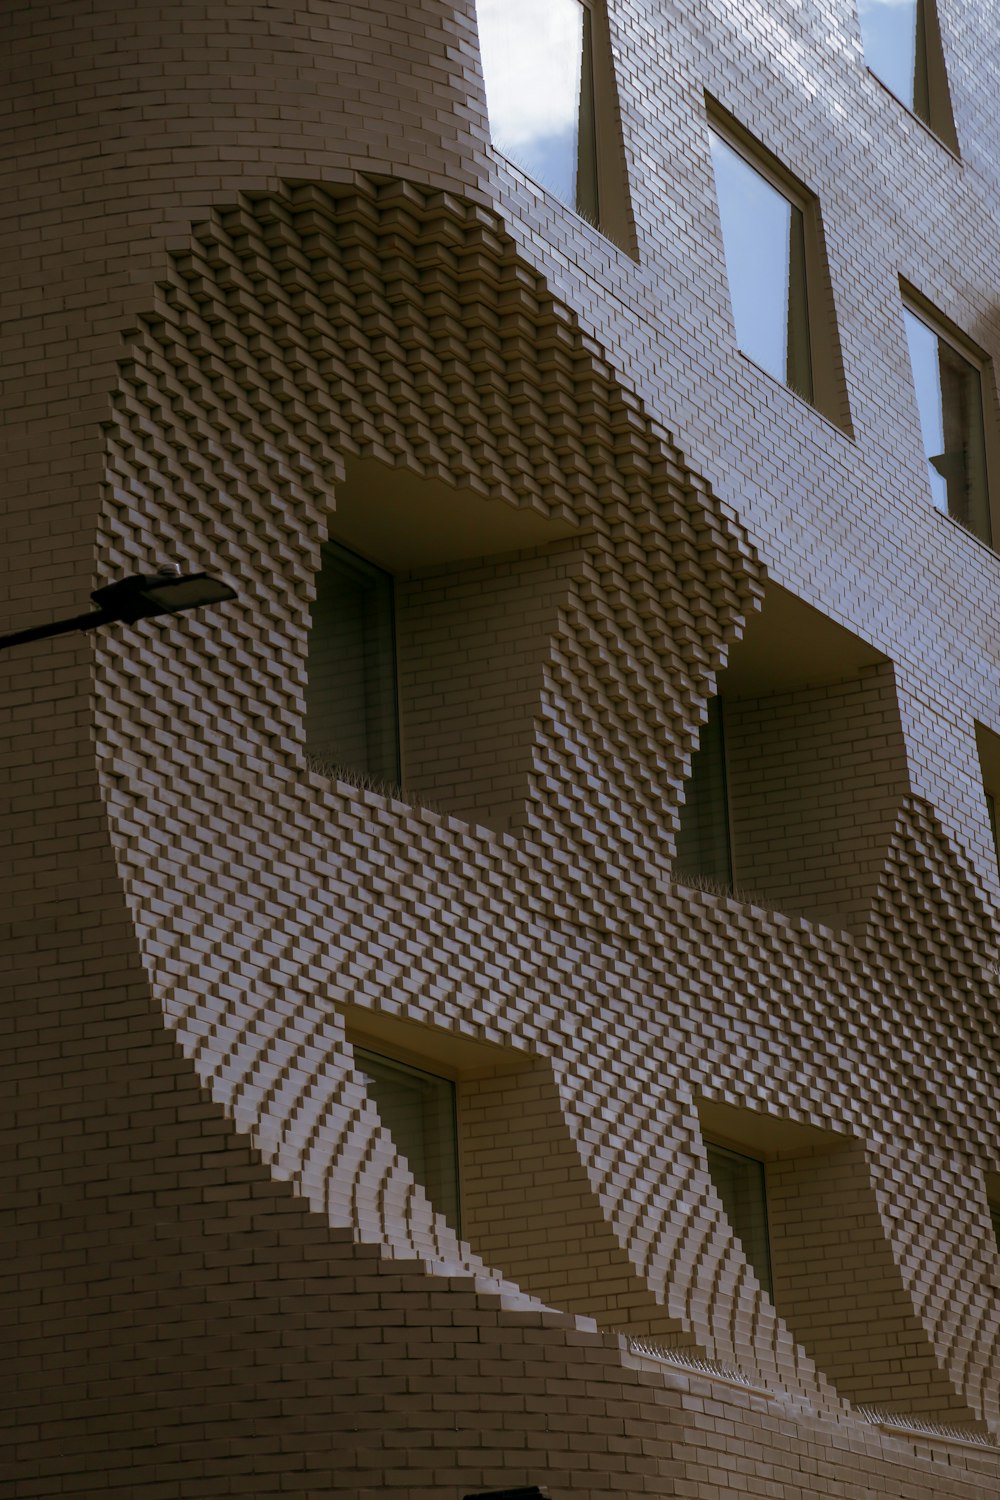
(460, 1061, 695, 1340)
(767, 1141, 973, 1416)
(396, 543, 577, 830)
(726, 663, 909, 931)
(5, 0, 1000, 1496)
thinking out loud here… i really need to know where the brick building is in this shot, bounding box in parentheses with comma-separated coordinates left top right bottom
(4, 1, 1000, 1496)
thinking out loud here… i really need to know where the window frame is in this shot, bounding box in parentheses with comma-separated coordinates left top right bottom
(704, 1135, 774, 1298)
(706, 103, 852, 433)
(900, 285, 999, 550)
(306, 536, 403, 788)
(352, 1038, 463, 1234)
(975, 724, 1000, 878)
(675, 695, 734, 893)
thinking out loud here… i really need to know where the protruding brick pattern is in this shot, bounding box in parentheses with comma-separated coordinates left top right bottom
(90, 174, 1000, 1444)
(766, 1139, 972, 1415)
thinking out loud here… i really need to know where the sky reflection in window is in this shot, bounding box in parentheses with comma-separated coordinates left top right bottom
(478, 0, 586, 208)
(858, 0, 919, 110)
(709, 130, 810, 399)
(903, 306, 990, 540)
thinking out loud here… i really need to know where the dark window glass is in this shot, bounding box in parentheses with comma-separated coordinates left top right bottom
(706, 1141, 772, 1297)
(478, 0, 598, 220)
(307, 541, 400, 784)
(354, 1047, 461, 1233)
(903, 307, 991, 544)
(709, 130, 813, 402)
(987, 790, 999, 873)
(991, 1202, 1000, 1251)
(675, 698, 732, 889)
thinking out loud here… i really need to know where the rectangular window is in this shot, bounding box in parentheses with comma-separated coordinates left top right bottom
(902, 300, 993, 545)
(857, 0, 957, 148)
(707, 113, 849, 429)
(476, 0, 633, 247)
(705, 1141, 773, 1297)
(987, 790, 999, 869)
(975, 725, 1000, 877)
(354, 1046, 462, 1233)
(675, 697, 732, 890)
(709, 129, 812, 403)
(306, 541, 400, 785)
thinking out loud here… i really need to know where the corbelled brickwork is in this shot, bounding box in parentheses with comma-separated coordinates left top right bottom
(4, 1, 1000, 1497)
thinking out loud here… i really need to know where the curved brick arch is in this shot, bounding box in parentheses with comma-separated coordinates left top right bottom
(95, 173, 1000, 1429)
(97, 166, 764, 1325)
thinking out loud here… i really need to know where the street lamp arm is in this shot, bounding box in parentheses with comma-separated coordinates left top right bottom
(0, 569, 237, 653)
(0, 609, 117, 652)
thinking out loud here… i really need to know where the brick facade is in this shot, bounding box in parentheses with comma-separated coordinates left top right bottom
(3, 2, 999, 1497)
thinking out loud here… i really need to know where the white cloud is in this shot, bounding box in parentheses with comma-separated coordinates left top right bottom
(477, 0, 583, 148)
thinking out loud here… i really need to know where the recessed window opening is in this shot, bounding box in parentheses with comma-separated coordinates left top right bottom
(706, 111, 849, 429)
(700, 1101, 978, 1415)
(975, 724, 1000, 876)
(306, 540, 400, 785)
(705, 1139, 773, 1297)
(708, 129, 812, 403)
(354, 1046, 462, 1233)
(859, 0, 923, 113)
(903, 302, 992, 545)
(675, 697, 732, 890)
(857, 0, 957, 148)
(673, 585, 901, 932)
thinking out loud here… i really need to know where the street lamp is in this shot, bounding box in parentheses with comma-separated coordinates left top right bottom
(0, 566, 237, 652)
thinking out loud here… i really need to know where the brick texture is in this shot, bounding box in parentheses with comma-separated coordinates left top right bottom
(4, 1, 1000, 1497)
(725, 663, 909, 930)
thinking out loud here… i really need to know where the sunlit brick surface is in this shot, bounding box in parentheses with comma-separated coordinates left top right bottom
(4, 2, 1000, 1496)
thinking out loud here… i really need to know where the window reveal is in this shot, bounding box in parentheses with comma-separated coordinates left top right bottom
(705, 1140, 773, 1297)
(857, 0, 957, 148)
(675, 696, 733, 891)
